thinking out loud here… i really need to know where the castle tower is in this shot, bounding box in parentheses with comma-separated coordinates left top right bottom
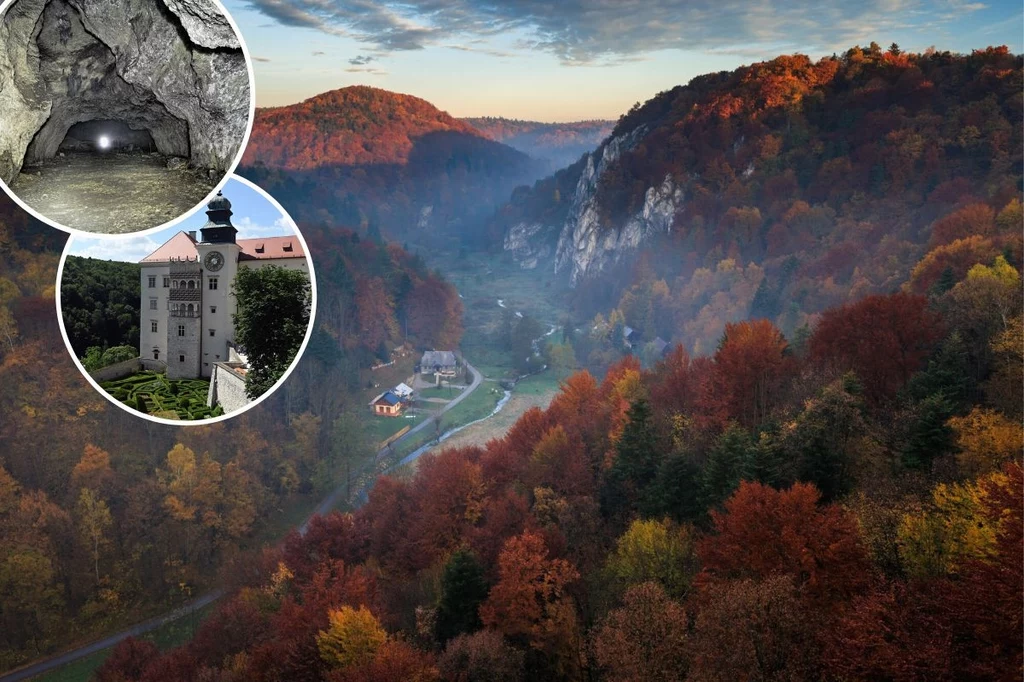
(166, 258, 203, 379)
(194, 191, 242, 378)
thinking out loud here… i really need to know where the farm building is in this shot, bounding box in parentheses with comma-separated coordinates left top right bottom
(418, 350, 459, 383)
(370, 390, 404, 416)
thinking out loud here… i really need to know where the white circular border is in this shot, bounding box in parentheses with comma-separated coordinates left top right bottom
(54, 174, 320, 427)
(0, 0, 257, 240)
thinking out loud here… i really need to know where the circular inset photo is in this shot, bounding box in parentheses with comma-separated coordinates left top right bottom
(0, 0, 254, 235)
(56, 176, 317, 424)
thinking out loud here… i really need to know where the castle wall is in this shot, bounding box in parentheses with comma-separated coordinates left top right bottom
(167, 316, 202, 379)
(139, 263, 171, 361)
(207, 362, 249, 413)
(89, 357, 143, 382)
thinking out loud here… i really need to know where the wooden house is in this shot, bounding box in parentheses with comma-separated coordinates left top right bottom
(370, 390, 403, 416)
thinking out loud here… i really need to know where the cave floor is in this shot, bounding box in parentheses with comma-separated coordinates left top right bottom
(11, 152, 220, 233)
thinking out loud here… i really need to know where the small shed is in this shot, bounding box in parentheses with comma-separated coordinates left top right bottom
(393, 382, 414, 399)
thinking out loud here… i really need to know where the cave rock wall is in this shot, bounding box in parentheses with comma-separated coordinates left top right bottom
(0, 0, 250, 184)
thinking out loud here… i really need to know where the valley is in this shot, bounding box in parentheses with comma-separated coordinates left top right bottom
(0, 41, 1021, 682)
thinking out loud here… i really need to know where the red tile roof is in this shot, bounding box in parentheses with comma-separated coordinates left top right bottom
(140, 231, 197, 263)
(140, 233, 305, 263)
(238, 236, 305, 260)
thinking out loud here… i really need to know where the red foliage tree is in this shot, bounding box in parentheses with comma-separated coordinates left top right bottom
(809, 292, 943, 405)
(479, 531, 579, 651)
(697, 481, 870, 607)
(929, 203, 996, 247)
(328, 640, 438, 682)
(95, 637, 160, 682)
(713, 320, 794, 427)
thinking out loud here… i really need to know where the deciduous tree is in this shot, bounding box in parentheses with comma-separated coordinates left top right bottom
(592, 582, 689, 682)
(317, 605, 388, 669)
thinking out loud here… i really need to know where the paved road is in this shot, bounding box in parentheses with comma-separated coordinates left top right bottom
(0, 358, 484, 682)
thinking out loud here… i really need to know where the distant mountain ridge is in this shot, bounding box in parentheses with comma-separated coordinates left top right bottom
(462, 117, 613, 169)
(239, 86, 545, 241)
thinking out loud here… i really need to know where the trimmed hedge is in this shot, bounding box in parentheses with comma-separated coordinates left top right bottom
(100, 371, 212, 420)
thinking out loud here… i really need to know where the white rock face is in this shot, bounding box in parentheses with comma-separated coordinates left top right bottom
(549, 126, 683, 286)
(503, 221, 553, 270)
(417, 205, 433, 230)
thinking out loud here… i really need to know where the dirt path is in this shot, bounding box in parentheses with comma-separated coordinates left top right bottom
(12, 152, 217, 233)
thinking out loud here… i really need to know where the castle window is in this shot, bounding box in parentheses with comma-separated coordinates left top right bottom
(209, 278, 218, 290)
(209, 329, 216, 337)
(151, 320, 158, 333)
(163, 277, 170, 288)
(149, 298, 157, 310)
(153, 349, 159, 360)
(172, 280, 178, 289)
(148, 276, 156, 288)
(187, 280, 196, 290)
(179, 355, 185, 363)
(178, 325, 185, 337)
(211, 306, 217, 313)
(187, 304, 194, 313)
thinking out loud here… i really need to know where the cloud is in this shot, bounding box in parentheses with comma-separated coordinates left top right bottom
(312, 50, 326, 55)
(235, 215, 297, 239)
(345, 66, 389, 75)
(253, 56, 272, 62)
(244, 0, 993, 64)
(67, 233, 168, 263)
(349, 54, 375, 64)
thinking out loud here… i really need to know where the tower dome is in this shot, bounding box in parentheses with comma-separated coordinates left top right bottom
(206, 191, 232, 212)
(200, 190, 237, 243)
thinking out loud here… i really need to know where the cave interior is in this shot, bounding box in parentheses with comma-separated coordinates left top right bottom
(24, 0, 192, 167)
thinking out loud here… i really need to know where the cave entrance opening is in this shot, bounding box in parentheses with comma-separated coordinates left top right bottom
(58, 121, 159, 155)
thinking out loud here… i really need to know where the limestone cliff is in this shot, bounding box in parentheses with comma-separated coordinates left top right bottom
(503, 125, 684, 286)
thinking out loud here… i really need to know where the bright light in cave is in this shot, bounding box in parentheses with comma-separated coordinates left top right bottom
(98, 135, 111, 150)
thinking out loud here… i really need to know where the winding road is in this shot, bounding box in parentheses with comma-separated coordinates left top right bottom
(0, 358, 484, 682)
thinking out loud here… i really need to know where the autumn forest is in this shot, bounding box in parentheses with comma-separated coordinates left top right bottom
(0, 42, 1021, 682)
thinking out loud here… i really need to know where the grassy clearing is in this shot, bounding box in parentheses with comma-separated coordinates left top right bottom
(417, 385, 462, 400)
(436, 384, 505, 433)
(363, 412, 425, 446)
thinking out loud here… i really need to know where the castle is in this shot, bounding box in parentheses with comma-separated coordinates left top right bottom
(138, 191, 308, 381)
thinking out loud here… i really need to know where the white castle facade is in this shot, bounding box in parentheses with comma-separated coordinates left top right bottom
(138, 191, 308, 381)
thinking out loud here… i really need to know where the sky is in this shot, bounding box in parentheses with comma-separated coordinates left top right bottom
(67, 178, 297, 262)
(223, 0, 1023, 122)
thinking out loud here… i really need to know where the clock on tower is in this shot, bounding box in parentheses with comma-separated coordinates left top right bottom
(204, 250, 225, 271)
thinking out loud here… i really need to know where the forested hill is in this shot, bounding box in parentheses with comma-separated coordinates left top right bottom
(240, 87, 545, 242)
(60, 257, 140, 357)
(462, 117, 613, 169)
(496, 45, 1023, 355)
(244, 87, 483, 170)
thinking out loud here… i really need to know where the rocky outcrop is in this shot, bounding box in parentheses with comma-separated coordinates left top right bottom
(503, 221, 556, 270)
(161, 0, 240, 50)
(0, 0, 51, 183)
(0, 0, 250, 184)
(506, 125, 684, 286)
